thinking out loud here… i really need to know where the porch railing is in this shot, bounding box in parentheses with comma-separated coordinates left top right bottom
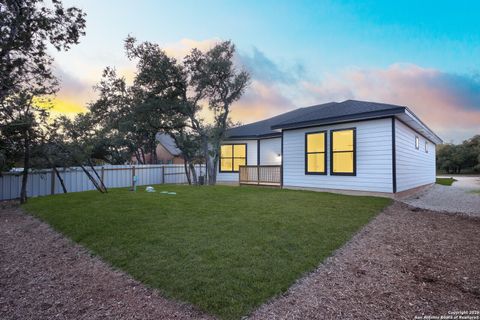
(239, 165, 281, 187)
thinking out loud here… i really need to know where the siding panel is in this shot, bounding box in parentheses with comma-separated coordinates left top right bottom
(283, 118, 393, 193)
(259, 138, 282, 165)
(395, 119, 436, 192)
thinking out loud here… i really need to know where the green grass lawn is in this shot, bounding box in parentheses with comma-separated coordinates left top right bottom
(436, 177, 457, 186)
(23, 185, 390, 319)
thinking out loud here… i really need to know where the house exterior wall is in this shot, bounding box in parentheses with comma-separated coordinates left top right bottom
(217, 139, 258, 182)
(155, 144, 184, 164)
(395, 119, 436, 192)
(259, 138, 282, 165)
(132, 144, 184, 165)
(283, 118, 394, 193)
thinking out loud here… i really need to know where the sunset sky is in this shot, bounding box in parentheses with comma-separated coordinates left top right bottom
(50, 0, 480, 143)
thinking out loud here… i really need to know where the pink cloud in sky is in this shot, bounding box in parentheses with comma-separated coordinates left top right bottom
(50, 38, 479, 143)
(301, 63, 480, 142)
(230, 80, 294, 124)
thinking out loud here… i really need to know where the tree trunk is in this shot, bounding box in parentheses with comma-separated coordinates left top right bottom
(20, 136, 30, 204)
(140, 148, 146, 164)
(134, 150, 143, 164)
(201, 136, 214, 185)
(80, 164, 105, 193)
(184, 160, 191, 185)
(88, 160, 107, 193)
(152, 146, 158, 164)
(53, 166, 67, 193)
(189, 162, 198, 185)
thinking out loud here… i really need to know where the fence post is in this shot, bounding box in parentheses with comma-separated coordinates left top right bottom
(131, 165, 136, 188)
(50, 169, 55, 195)
(101, 166, 105, 183)
(162, 165, 165, 184)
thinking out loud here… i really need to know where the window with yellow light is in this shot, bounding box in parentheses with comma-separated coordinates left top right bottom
(305, 131, 326, 174)
(331, 128, 356, 175)
(220, 144, 246, 172)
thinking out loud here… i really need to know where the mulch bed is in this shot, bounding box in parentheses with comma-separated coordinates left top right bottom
(0, 205, 213, 320)
(1, 202, 479, 320)
(249, 202, 480, 319)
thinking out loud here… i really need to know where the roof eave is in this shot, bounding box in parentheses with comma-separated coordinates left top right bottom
(225, 132, 282, 140)
(271, 107, 406, 130)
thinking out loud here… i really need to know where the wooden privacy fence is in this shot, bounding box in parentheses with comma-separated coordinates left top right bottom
(0, 164, 206, 201)
(239, 165, 281, 187)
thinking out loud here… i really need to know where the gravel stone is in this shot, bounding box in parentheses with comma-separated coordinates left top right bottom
(401, 184, 480, 217)
(0, 207, 214, 320)
(249, 202, 480, 320)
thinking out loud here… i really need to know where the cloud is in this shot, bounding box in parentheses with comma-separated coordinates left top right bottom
(237, 47, 305, 85)
(49, 66, 92, 114)
(163, 38, 221, 61)
(303, 63, 480, 142)
(231, 80, 294, 123)
(49, 37, 479, 143)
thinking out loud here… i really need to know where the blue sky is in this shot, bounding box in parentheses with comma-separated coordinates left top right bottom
(52, 0, 480, 142)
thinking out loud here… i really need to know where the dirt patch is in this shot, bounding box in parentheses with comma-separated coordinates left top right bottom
(249, 202, 480, 320)
(0, 206, 213, 320)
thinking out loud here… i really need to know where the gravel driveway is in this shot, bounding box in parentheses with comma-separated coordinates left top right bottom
(0, 205, 213, 320)
(401, 176, 480, 216)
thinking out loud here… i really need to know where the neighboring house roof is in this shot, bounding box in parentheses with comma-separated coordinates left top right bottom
(226, 100, 442, 144)
(156, 133, 182, 156)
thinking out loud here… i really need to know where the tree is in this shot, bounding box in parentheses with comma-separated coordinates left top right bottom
(0, 0, 86, 102)
(0, 93, 50, 202)
(53, 114, 108, 193)
(82, 37, 249, 186)
(436, 134, 480, 174)
(183, 41, 250, 184)
(0, 0, 86, 203)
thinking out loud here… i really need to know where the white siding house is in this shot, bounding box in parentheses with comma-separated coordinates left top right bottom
(220, 100, 442, 196)
(283, 118, 393, 193)
(395, 119, 436, 192)
(216, 138, 282, 183)
(259, 138, 282, 165)
(217, 139, 258, 183)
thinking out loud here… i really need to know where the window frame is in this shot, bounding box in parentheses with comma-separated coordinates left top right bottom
(219, 143, 247, 173)
(330, 127, 357, 176)
(424, 140, 428, 153)
(305, 130, 327, 175)
(415, 136, 419, 150)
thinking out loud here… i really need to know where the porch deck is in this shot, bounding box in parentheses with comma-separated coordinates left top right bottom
(239, 165, 281, 187)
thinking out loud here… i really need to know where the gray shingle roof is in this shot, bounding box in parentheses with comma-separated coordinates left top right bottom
(226, 100, 406, 139)
(156, 133, 182, 156)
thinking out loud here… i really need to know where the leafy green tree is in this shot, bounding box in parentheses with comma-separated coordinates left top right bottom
(0, 0, 86, 202)
(53, 114, 108, 193)
(183, 41, 250, 184)
(436, 134, 480, 174)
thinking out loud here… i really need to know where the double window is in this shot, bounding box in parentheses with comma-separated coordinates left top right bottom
(220, 144, 246, 172)
(331, 128, 356, 175)
(305, 131, 327, 174)
(305, 128, 356, 176)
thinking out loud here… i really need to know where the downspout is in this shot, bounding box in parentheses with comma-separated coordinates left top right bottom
(280, 131, 284, 188)
(257, 139, 260, 166)
(391, 117, 397, 194)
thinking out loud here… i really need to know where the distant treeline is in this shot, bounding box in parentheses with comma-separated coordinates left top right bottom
(436, 135, 480, 174)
